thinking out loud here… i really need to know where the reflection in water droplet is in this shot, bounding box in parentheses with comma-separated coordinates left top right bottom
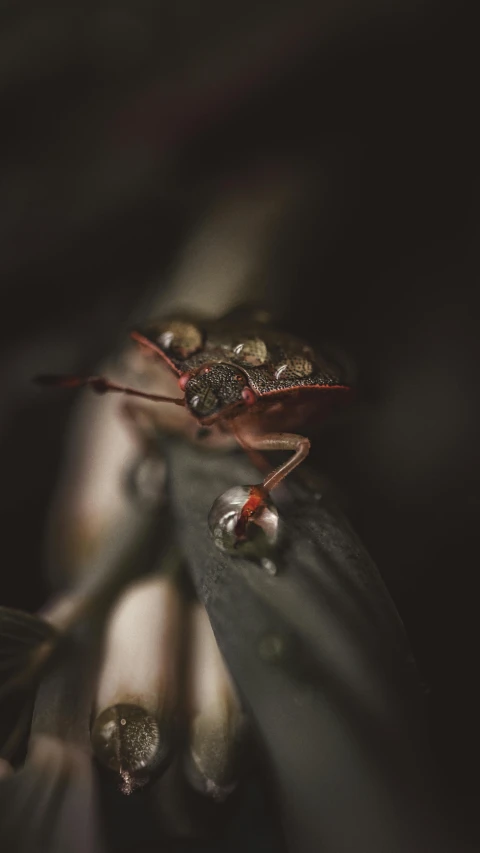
(274, 363, 288, 380)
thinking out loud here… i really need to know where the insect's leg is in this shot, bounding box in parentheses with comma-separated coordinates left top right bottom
(234, 432, 310, 538)
(239, 431, 311, 492)
(35, 374, 185, 406)
(258, 433, 311, 492)
(232, 424, 272, 477)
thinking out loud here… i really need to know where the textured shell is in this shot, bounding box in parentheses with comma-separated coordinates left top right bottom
(137, 310, 351, 399)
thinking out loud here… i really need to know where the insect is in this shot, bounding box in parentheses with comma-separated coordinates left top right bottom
(37, 307, 353, 541)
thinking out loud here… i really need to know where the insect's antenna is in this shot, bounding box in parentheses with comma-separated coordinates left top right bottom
(34, 374, 185, 406)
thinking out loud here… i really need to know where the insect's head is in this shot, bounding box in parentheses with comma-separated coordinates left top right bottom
(181, 363, 256, 423)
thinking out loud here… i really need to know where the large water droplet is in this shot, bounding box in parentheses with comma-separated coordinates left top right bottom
(208, 485, 282, 560)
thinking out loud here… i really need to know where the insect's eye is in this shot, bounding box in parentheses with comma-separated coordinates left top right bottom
(156, 320, 203, 359)
(189, 387, 218, 416)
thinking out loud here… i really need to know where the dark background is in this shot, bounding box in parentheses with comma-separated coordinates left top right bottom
(1, 1, 478, 848)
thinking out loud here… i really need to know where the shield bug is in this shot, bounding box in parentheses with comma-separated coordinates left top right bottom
(36, 307, 353, 542)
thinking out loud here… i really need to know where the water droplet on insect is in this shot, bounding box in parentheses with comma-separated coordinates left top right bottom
(233, 337, 268, 366)
(156, 319, 203, 359)
(275, 357, 314, 380)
